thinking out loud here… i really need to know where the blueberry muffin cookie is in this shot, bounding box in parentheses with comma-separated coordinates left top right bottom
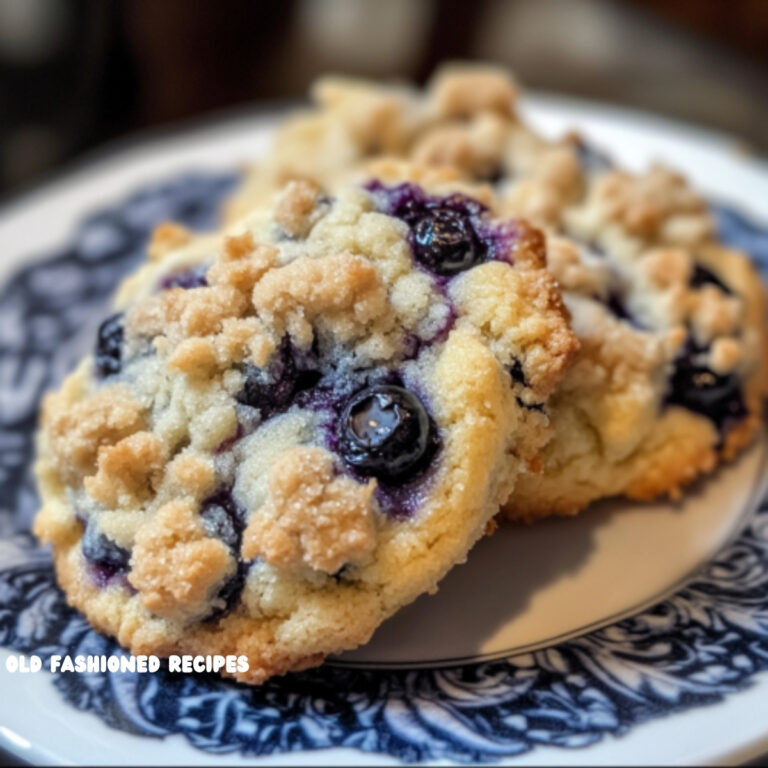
(510, 230, 767, 518)
(225, 64, 767, 520)
(34, 179, 577, 682)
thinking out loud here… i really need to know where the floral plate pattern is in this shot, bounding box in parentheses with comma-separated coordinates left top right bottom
(0, 172, 767, 764)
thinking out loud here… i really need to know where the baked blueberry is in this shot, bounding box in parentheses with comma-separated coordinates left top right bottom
(201, 492, 243, 551)
(666, 343, 746, 431)
(412, 207, 484, 276)
(238, 337, 321, 418)
(94, 313, 124, 377)
(367, 182, 489, 276)
(338, 384, 434, 481)
(81, 523, 130, 576)
(200, 492, 247, 621)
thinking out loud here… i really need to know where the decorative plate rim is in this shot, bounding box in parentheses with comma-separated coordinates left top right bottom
(331, 437, 768, 669)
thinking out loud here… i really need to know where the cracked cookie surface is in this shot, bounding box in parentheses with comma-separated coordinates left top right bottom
(34, 179, 576, 682)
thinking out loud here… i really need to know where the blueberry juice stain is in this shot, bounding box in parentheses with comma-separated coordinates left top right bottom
(158, 264, 209, 290)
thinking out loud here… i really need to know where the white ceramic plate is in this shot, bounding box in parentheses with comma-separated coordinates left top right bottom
(0, 94, 767, 766)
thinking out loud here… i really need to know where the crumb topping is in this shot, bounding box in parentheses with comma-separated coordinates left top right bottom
(412, 113, 509, 179)
(571, 166, 715, 247)
(312, 77, 417, 154)
(165, 453, 216, 500)
(451, 262, 579, 398)
(273, 179, 324, 238)
(545, 236, 609, 297)
(428, 65, 518, 118)
(241, 447, 377, 574)
(129, 498, 235, 622)
(251, 252, 391, 348)
(43, 383, 147, 483)
(84, 431, 167, 509)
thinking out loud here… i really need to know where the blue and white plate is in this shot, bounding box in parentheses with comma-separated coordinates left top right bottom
(1, 98, 768, 766)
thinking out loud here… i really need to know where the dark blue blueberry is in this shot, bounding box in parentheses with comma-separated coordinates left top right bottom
(199, 490, 247, 622)
(159, 264, 208, 290)
(82, 523, 130, 576)
(237, 337, 321, 418)
(665, 340, 747, 432)
(690, 264, 731, 294)
(412, 207, 484, 276)
(200, 492, 243, 552)
(366, 182, 490, 277)
(239, 359, 295, 414)
(338, 384, 436, 481)
(95, 312, 124, 377)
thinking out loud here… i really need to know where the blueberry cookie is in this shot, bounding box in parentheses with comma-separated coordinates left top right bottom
(34, 180, 577, 682)
(224, 63, 767, 520)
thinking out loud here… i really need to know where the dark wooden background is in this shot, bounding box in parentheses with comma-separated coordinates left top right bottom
(1, 0, 766, 200)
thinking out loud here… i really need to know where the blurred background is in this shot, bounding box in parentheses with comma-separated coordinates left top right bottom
(0, 0, 766, 201)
